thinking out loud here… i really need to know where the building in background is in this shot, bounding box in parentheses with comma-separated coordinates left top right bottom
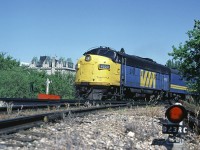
(29, 56, 75, 75)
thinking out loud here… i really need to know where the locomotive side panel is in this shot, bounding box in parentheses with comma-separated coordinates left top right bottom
(122, 65, 140, 88)
(122, 65, 170, 91)
(170, 72, 187, 94)
(140, 69, 157, 89)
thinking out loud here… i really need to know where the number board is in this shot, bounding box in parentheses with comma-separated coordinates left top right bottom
(162, 124, 188, 134)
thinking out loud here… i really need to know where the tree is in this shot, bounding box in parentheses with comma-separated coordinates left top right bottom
(0, 52, 75, 98)
(48, 72, 75, 99)
(166, 59, 181, 69)
(169, 20, 200, 101)
(0, 52, 20, 70)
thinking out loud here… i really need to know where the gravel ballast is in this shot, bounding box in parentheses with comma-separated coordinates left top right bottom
(0, 106, 199, 150)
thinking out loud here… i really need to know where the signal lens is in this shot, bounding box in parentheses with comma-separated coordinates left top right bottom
(165, 105, 187, 123)
(169, 107, 183, 121)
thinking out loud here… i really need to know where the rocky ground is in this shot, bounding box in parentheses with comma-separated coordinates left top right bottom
(0, 106, 199, 150)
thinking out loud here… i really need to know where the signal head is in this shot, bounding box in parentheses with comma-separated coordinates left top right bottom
(165, 105, 187, 123)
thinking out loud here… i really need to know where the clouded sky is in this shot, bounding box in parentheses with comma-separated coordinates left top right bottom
(0, 0, 199, 65)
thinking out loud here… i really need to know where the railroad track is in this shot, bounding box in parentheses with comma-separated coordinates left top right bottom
(0, 103, 129, 135)
(0, 97, 152, 112)
(0, 99, 156, 135)
(2, 97, 199, 136)
(0, 98, 75, 112)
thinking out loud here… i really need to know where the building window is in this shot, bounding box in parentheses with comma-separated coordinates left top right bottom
(63, 62, 66, 67)
(68, 62, 73, 68)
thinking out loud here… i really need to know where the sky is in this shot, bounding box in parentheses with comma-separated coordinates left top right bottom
(0, 0, 199, 65)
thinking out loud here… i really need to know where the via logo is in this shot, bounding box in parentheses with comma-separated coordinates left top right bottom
(140, 70, 156, 88)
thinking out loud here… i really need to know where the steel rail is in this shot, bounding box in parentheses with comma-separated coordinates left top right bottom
(0, 97, 155, 105)
(0, 102, 87, 112)
(0, 98, 170, 135)
(0, 98, 149, 112)
(0, 104, 129, 135)
(0, 103, 70, 112)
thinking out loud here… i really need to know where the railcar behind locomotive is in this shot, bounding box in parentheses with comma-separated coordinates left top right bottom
(75, 47, 188, 100)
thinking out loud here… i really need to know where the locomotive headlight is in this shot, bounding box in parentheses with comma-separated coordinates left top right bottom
(75, 63, 80, 70)
(85, 55, 91, 61)
(99, 64, 110, 70)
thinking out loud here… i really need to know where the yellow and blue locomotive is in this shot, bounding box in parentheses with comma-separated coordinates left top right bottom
(75, 47, 188, 100)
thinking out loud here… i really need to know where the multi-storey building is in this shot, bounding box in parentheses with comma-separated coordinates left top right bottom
(29, 56, 75, 75)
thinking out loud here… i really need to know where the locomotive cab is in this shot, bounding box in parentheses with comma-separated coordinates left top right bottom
(75, 47, 121, 100)
(83, 47, 120, 63)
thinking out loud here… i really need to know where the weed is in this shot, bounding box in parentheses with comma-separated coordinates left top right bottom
(64, 103, 70, 109)
(5, 102, 13, 115)
(0, 101, 6, 107)
(16, 105, 24, 116)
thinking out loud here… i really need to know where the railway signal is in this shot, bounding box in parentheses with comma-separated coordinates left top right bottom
(163, 103, 188, 134)
(162, 103, 188, 148)
(165, 104, 187, 123)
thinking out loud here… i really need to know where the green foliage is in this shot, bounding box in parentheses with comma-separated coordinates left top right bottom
(0, 69, 29, 98)
(165, 59, 181, 69)
(48, 72, 75, 99)
(27, 69, 48, 97)
(169, 20, 200, 101)
(0, 67, 46, 98)
(0, 53, 75, 98)
(0, 53, 20, 70)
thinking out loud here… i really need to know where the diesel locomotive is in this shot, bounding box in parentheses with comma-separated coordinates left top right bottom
(75, 47, 188, 100)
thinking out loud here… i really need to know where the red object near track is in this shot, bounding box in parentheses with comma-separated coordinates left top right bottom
(38, 93, 60, 100)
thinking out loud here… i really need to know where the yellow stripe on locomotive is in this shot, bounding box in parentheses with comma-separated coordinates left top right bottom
(170, 84, 187, 91)
(75, 54, 120, 86)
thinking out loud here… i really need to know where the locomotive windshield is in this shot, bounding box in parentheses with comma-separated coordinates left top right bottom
(84, 47, 117, 61)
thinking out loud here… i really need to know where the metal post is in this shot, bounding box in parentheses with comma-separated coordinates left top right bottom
(46, 78, 51, 94)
